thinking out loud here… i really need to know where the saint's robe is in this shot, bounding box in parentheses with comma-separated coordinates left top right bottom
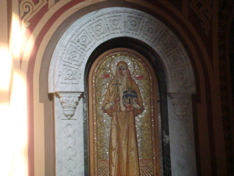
(102, 62, 143, 176)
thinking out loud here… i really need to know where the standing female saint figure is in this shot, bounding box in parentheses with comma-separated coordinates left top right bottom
(102, 61, 143, 176)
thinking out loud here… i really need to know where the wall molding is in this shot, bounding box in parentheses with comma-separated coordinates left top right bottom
(20, 0, 48, 27)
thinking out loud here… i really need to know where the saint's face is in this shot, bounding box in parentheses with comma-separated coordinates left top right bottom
(118, 65, 127, 77)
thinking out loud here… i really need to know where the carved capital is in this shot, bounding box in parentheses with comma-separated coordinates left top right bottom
(169, 94, 191, 119)
(57, 92, 83, 119)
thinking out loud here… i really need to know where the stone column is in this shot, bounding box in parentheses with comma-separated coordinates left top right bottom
(168, 93, 197, 176)
(55, 92, 84, 176)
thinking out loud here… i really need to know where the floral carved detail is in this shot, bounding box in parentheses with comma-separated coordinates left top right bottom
(190, 0, 213, 35)
(63, 123, 77, 175)
(126, 17, 142, 33)
(57, 92, 82, 119)
(20, 0, 48, 27)
(75, 30, 92, 50)
(143, 21, 159, 39)
(109, 18, 121, 31)
(90, 19, 107, 40)
(170, 94, 190, 119)
(64, 69, 77, 80)
(78, 35, 91, 47)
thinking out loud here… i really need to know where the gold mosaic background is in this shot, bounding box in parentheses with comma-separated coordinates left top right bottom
(92, 51, 157, 163)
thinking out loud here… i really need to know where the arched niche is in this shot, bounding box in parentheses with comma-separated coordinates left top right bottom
(48, 7, 196, 176)
(88, 48, 161, 176)
(85, 38, 170, 176)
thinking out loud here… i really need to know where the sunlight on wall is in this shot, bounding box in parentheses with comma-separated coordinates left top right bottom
(0, 72, 28, 176)
(0, 45, 14, 176)
(10, 72, 28, 176)
(12, 13, 34, 61)
(0, 103, 14, 176)
(0, 11, 30, 176)
(0, 46, 11, 91)
(11, 14, 24, 58)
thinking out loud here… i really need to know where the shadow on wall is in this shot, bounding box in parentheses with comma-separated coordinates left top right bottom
(230, 21, 234, 103)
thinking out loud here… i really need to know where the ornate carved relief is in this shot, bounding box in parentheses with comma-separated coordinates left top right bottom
(190, 0, 213, 35)
(20, 0, 48, 27)
(57, 92, 82, 119)
(49, 7, 195, 94)
(55, 94, 84, 176)
(19, 0, 67, 27)
(63, 122, 77, 175)
(169, 94, 190, 119)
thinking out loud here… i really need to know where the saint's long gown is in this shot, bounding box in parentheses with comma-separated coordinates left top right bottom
(102, 64, 143, 176)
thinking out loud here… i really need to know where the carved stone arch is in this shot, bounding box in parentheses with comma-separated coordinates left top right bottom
(49, 7, 195, 94)
(49, 7, 197, 176)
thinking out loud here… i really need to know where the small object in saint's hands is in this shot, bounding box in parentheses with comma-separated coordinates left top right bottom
(122, 90, 137, 107)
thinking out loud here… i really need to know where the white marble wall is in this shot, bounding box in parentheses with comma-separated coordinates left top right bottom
(168, 94, 197, 176)
(54, 93, 84, 176)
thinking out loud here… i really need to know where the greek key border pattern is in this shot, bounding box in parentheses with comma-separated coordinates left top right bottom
(50, 7, 195, 94)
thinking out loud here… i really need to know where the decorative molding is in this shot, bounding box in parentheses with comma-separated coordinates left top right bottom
(49, 7, 195, 94)
(190, 0, 213, 35)
(55, 94, 84, 176)
(167, 93, 196, 175)
(169, 94, 190, 119)
(57, 92, 83, 119)
(63, 122, 77, 175)
(20, 0, 48, 27)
